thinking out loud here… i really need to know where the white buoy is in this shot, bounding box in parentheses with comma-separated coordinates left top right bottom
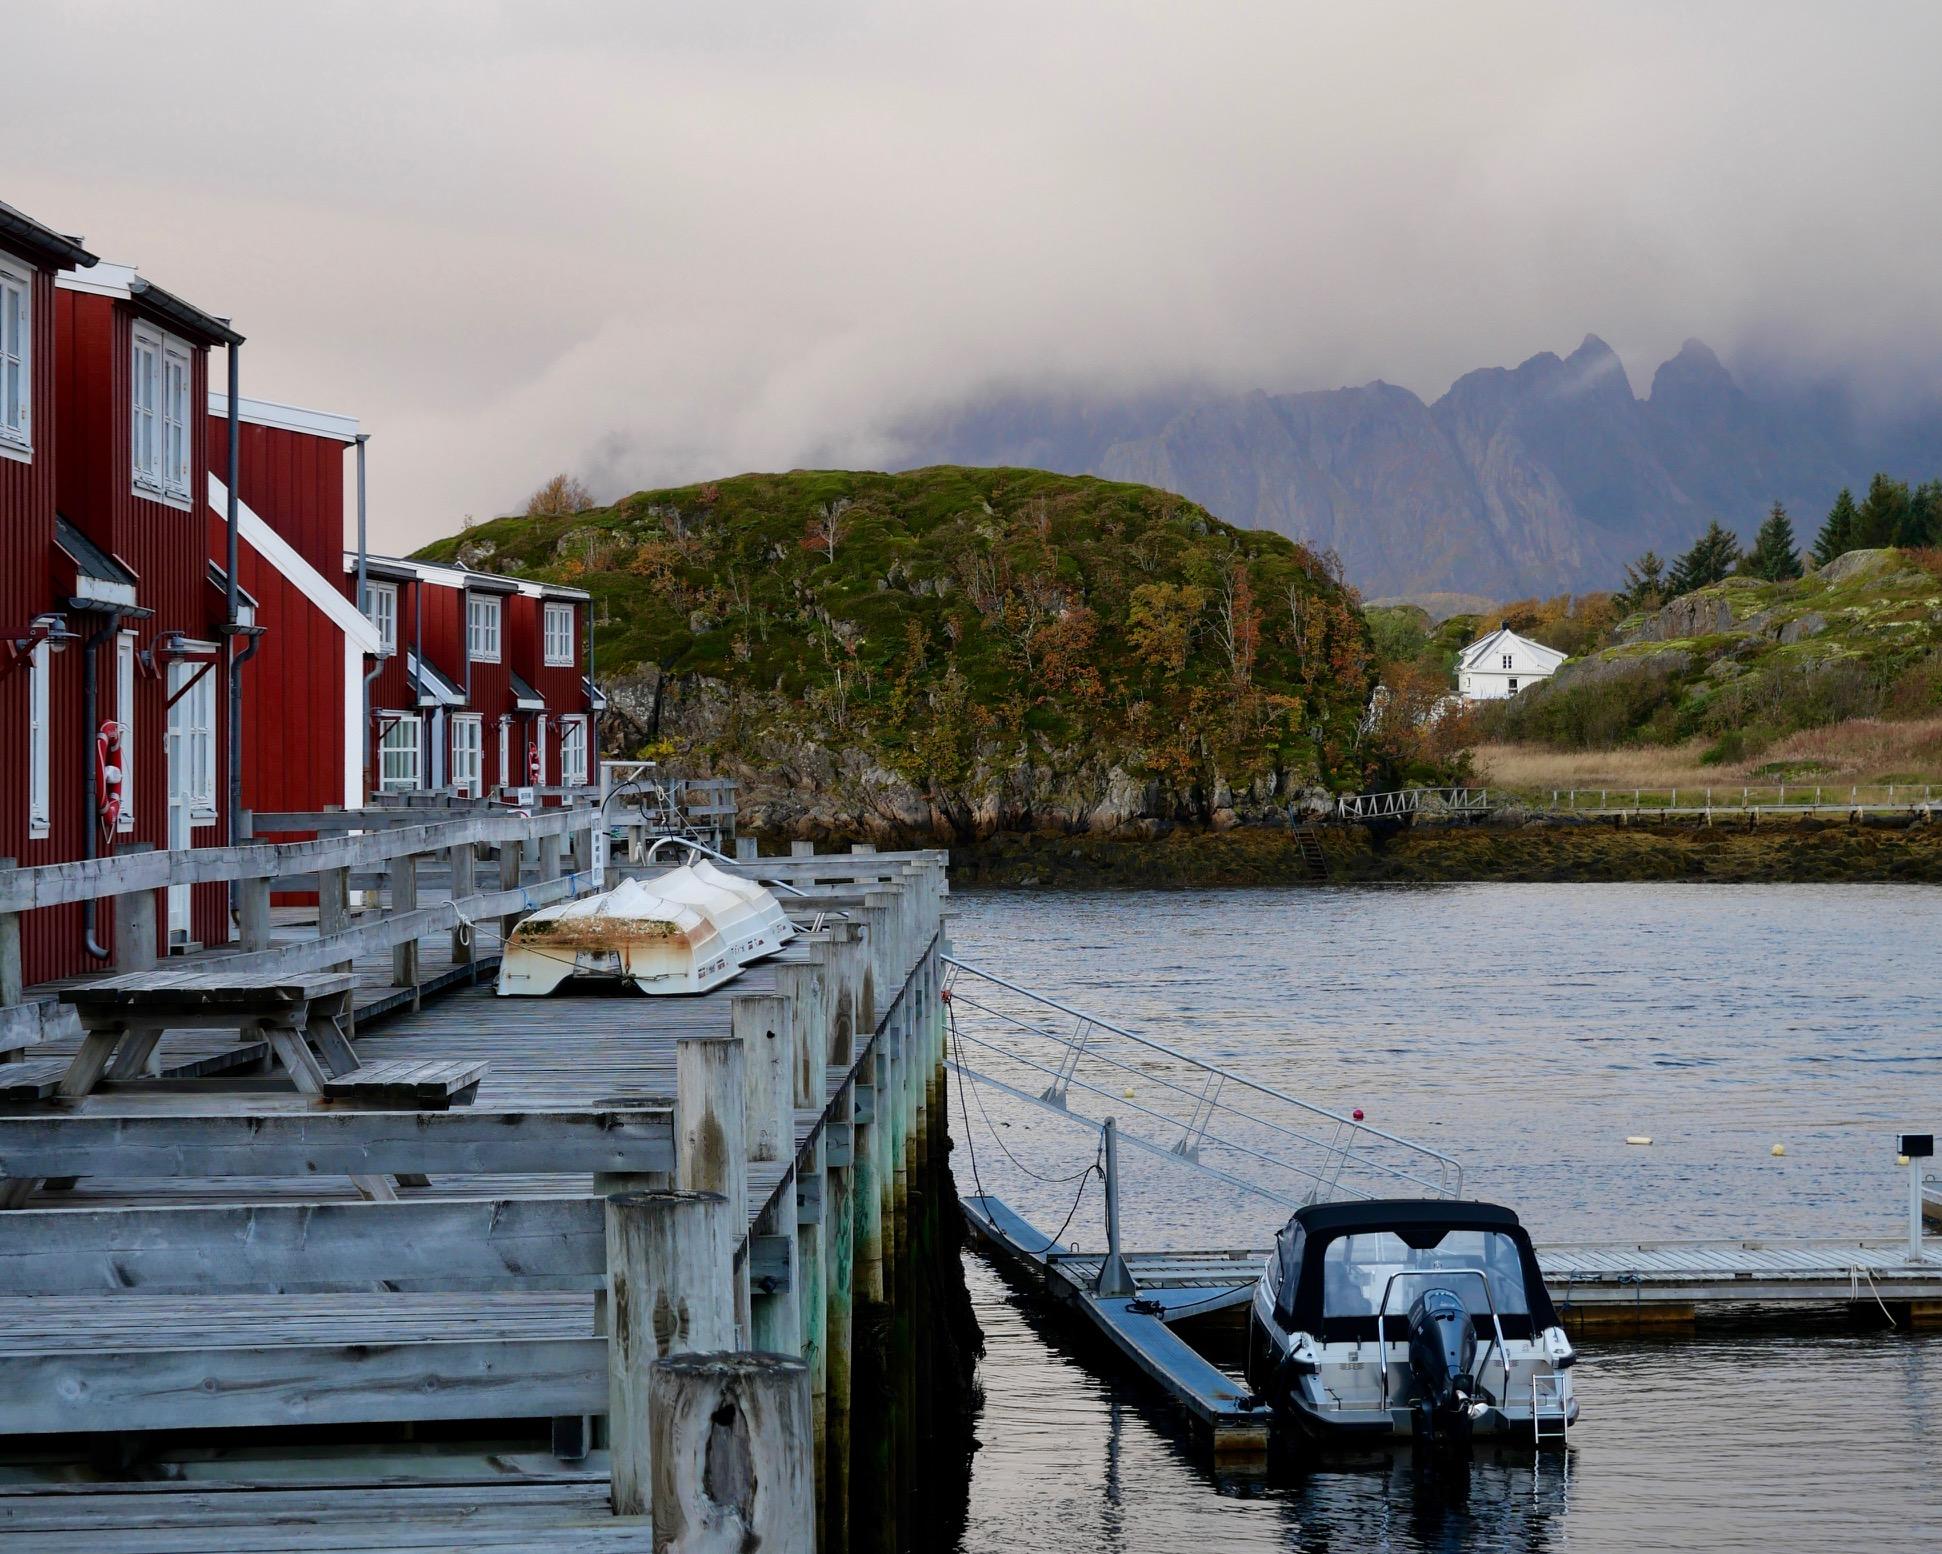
(1625, 1135, 1653, 1146)
(1771, 1143, 1787, 1157)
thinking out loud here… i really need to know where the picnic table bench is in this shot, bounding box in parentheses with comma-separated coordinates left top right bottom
(0, 970, 486, 1206)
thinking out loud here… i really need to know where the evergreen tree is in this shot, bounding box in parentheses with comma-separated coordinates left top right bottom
(1852, 472, 1912, 549)
(1615, 550, 1666, 613)
(1898, 479, 1942, 548)
(1744, 501, 1802, 581)
(1812, 487, 1858, 566)
(1667, 521, 1742, 595)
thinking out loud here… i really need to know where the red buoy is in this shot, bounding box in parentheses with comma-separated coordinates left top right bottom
(1351, 1108, 1365, 1121)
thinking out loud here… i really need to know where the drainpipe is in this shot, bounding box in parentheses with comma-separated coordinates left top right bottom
(224, 342, 242, 853)
(355, 433, 375, 800)
(80, 611, 122, 960)
(413, 575, 424, 794)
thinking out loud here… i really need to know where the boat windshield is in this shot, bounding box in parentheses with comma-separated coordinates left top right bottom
(1320, 1229, 1530, 1320)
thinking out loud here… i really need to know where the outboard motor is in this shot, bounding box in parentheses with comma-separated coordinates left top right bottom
(1406, 1287, 1478, 1441)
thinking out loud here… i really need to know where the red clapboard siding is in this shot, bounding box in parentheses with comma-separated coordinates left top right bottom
(207, 415, 346, 581)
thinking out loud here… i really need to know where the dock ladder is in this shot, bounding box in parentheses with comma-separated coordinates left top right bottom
(1531, 1374, 1570, 1445)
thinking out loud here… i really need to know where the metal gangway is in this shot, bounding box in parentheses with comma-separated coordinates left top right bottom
(940, 955, 1461, 1215)
(1333, 786, 1492, 823)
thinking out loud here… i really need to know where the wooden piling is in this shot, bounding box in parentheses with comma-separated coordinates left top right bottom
(447, 841, 476, 970)
(648, 1352, 814, 1554)
(604, 1189, 736, 1516)
(736, 993, 801, 1356)
(677, 1034, 749, 1341)
(388, 850, 419, 1003)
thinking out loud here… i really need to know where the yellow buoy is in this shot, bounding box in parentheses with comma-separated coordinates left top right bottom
(1625, 1136, 1653, 1146)
(1898, 1154, 1911, 1167)
(1123, 1089, 1135, 1100)
(1771, 1143, 1786, 1157)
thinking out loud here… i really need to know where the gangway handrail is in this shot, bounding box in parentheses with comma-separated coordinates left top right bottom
(949, 1028, 1448, 1200)
(942, 954, 1462, 1198)
(948, 997, 1456, 1199)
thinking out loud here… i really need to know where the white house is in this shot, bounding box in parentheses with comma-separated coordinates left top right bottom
(1455, 626, 1566, 700)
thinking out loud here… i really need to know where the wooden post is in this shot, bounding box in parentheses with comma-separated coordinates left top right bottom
(499, 836, 525, 940)
(539, 829, 564, 883)
(390, 850, 420, 1004)
(790, 840, 815, 858)
(822, 926, 859, 1554)
(0, 866, 19, 1007)
(648, 1352, 813, 1554)
(448, 841, 476, 971)
(678, 1034, 749, 1340)
(604, 1189, 736, 1517)
(735, 836, 758, 862)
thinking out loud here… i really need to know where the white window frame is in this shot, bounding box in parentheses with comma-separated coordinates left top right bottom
(116, 632, 137, 832)
(451, 713, 483, 799)
(1501, 653, 1513, 670)
(131, 323, 194, 507)
(559, 715, 588, 787)
(1507, 677, 1519, 694)
(28, 642, 50, 839)
(378, 713, 422, 793)
(497, 714, 511, 791)
(533, 716, 548, 786)
(543, 602, 575, 667)
(364, 580, 398, 655)
(467, 593, 501, 663)
(166, 663, 218, 825)
(0, 250, 32, 460)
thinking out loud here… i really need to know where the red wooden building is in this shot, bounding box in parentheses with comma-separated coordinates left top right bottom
(206, 395, 380, 823)
(352, 554, 596, 799)
(0, 196, 246, 985)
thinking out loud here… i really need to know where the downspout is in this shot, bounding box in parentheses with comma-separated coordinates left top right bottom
(413, 574, 424, 793)
(225, 342, 242, 854)
(355, 434, 376, 799)
(587, 598, 598, 780)
(462, 582, 472, 797)
(80, 611, 122, 960)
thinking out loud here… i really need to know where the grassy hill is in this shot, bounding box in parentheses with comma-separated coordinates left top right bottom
(1477, 548, 1942, 778)
(416, 467, 1377, 838)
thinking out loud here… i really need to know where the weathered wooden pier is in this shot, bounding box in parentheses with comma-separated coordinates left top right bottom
(0, 810, 954, 1552)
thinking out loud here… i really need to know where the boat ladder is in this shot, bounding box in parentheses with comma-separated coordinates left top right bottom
(1531, 1372, 1569, 1446)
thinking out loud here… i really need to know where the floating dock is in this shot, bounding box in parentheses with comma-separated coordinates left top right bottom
(963, 1193, 1942, 1457)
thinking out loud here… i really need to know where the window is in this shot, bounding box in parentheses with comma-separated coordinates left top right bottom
(497, 715, 511, 790)
(364, 580, 398, 654)
(560, 715, 588, 786)
(543, 602, 575, 666)
(379, 714, 422, 792)
(116, 633, 137, 832)
(167, 662, 217, 823)
(1502, 653, 1513, 670)
(1320, 1230, 1531, 1322)
(131, 325, 192, 503)
(0, 253, 31, 456)
(28, 642, 50, 838)
(467, 593, 500, 662)
(1507, 678, 1518, 693)
(451, 714, 482, 798)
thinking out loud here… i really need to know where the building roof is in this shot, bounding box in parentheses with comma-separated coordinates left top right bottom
(584, 675, 607, 711)
(347, 551, 591, 602)
(0, 199, 98, 270)
(1455, 625, 1567, 673)
(55, 516, 144, 614)
(58, 261, 242, 347)
(208, 392, 359, 444)
(407, 652, 465, 708)
(211, 475, 381, 653)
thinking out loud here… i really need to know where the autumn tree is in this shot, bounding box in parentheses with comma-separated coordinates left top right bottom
(1126, 582, 1204, 673)
(802, 499, 852, 562)
(523, 472, 595, 517)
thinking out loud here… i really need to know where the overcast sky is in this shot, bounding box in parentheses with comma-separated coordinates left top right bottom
(10, 2, 1941, 549)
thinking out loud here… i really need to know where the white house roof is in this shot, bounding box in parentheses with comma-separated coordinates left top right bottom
(209, 392, 359, 444)
(1456, 626, 1567, 672)
(210, 474, 382, 654)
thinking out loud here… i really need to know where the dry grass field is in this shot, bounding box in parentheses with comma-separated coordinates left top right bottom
(1473, 715, 1942, 793)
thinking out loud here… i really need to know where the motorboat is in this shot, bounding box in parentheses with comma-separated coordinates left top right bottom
(496, 874, 739, 996)
(1249, 1198, 1577, 1444)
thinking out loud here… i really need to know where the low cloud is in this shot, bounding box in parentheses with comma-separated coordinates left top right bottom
(10, 1, 1941, 545)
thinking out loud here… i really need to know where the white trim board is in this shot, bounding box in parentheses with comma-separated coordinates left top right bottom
(210, 474, 382, 652)
(208, 392, 359, 444)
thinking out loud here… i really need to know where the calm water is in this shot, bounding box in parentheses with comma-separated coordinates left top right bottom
(941, 884, 1942, 1551)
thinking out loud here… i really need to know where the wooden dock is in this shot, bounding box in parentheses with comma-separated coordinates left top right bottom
(0, 817, 954, 1551)
(963, 1192, 1942, 1457)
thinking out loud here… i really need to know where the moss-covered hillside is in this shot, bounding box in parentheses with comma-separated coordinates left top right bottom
(1483, 548, 1942, 762)
(416, 468, 1374, 838)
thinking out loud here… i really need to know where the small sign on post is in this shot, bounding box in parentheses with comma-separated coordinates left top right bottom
(1900, 1133, 1933, 1262)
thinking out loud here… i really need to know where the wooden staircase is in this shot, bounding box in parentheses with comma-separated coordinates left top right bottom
(1292, 821, 1330, 882)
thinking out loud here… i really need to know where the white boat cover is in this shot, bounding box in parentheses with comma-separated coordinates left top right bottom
(496, 875, 735, 997)
(495, 864, 794, 998)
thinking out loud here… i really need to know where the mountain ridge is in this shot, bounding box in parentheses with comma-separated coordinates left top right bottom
(894, 342, 1942, 598)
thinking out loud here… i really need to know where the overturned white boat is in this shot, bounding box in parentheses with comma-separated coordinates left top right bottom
(495, 864, 793, 997)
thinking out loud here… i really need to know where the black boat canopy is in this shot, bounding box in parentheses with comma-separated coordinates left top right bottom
(1272, 1198, 1560, 1336)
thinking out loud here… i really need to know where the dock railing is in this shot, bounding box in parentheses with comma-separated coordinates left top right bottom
(940, 955, 1461, 1209)
(0, 801, 606, 1037)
